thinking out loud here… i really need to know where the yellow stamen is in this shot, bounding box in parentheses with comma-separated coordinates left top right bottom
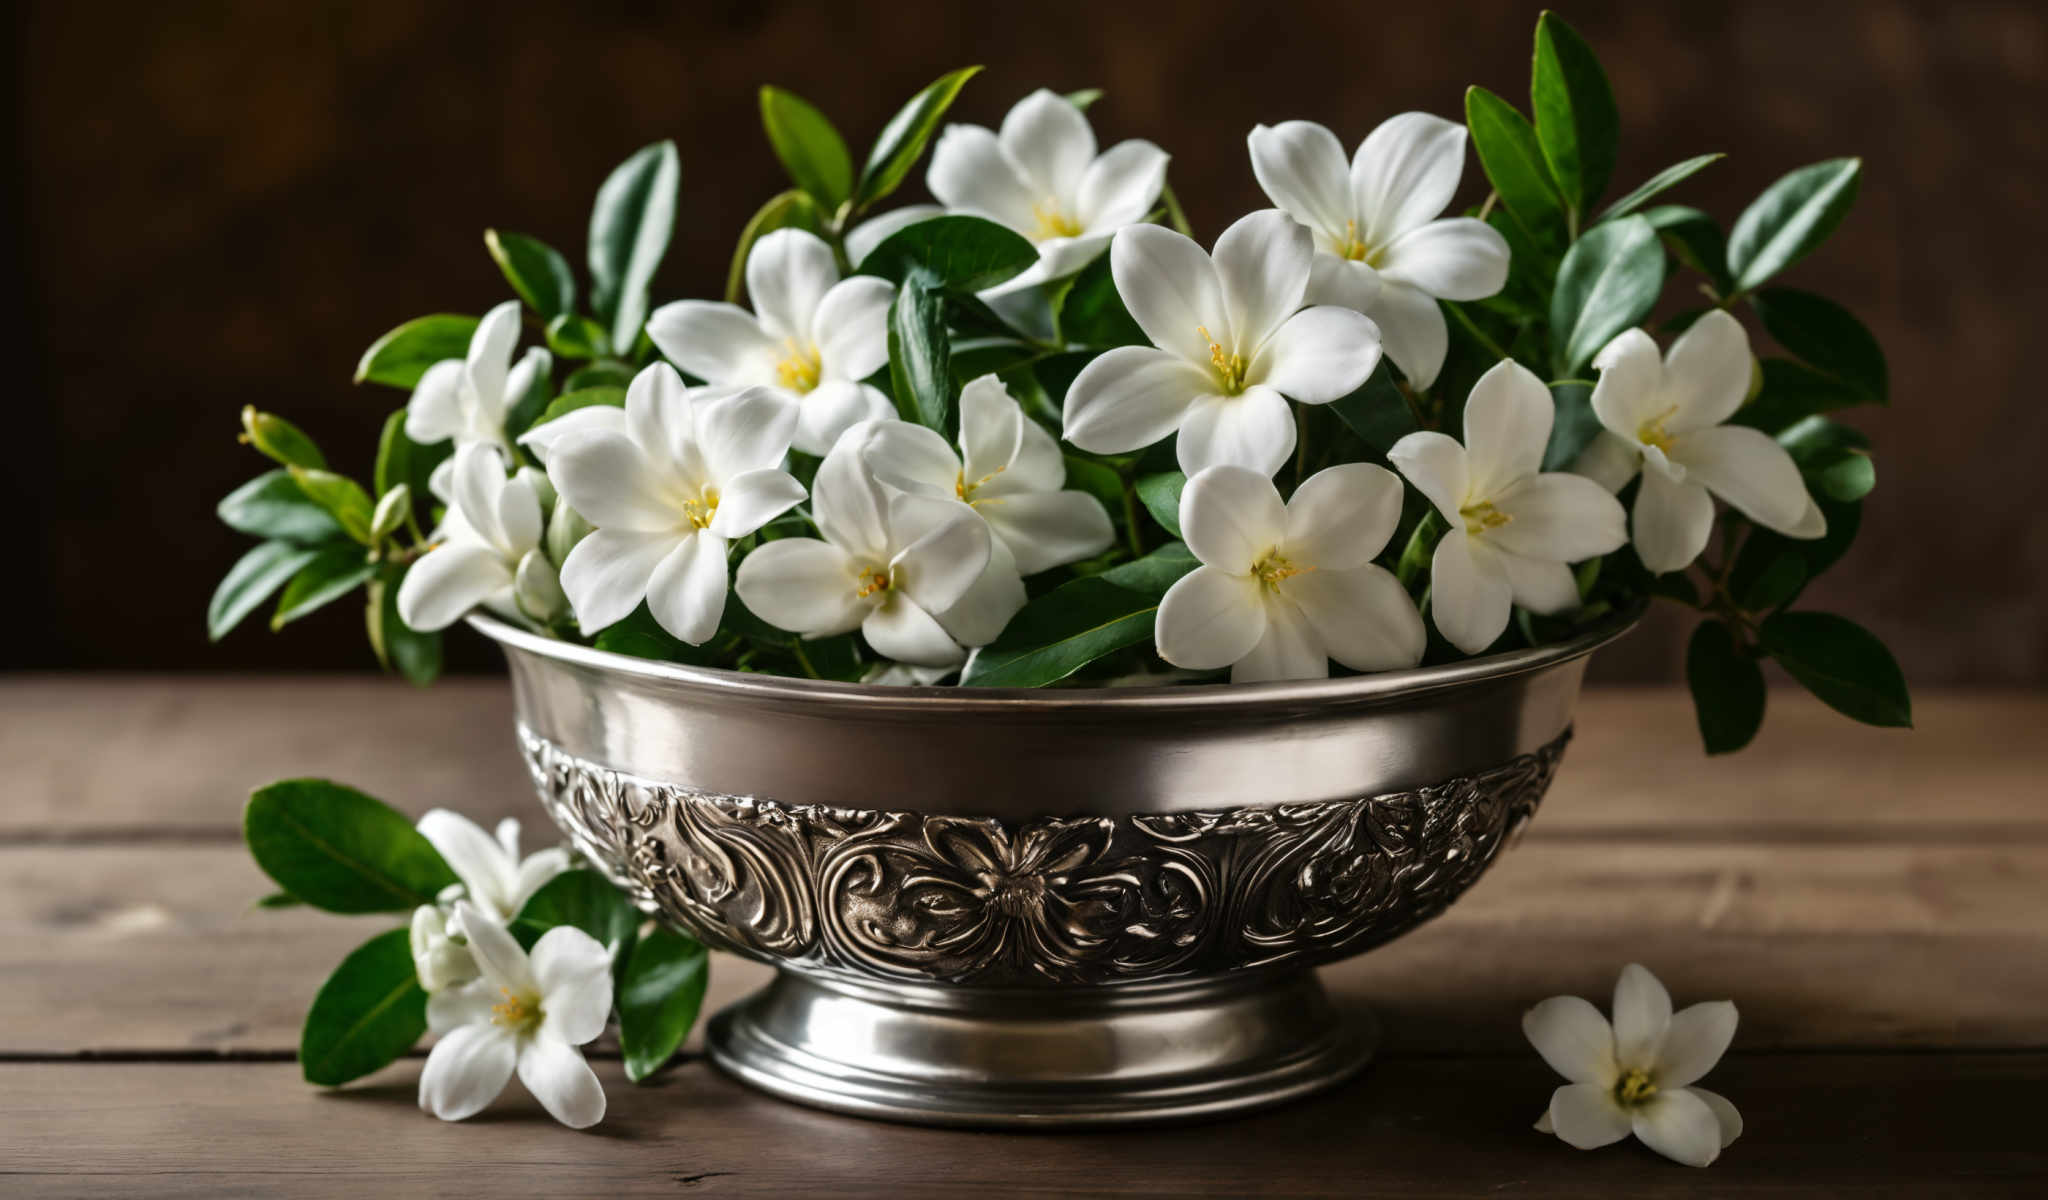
(775, 338, 822, 393)
(1615, 1068, 1658, 1106)
(954, 466, 1007, 505)
(1252, 550, 1309, 588)
(1338, 219, 1381, 266)
(680, 487, 720, 531)
(1636, 404, 1679, 453)
(855, 566, 892, 599)
(1031, 201, 1082, 241)
(1460, 500, 1512, 536)
(1197, 325, 1248, 395)
(490, 987, 542, 1032)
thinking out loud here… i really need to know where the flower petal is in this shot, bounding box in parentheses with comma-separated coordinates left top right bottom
(957, 375, 1025, 485)
(862, 594, 965, 667)
(1061, 346, 1207, 456)
(548, 430, 679, 532)
(1463, 359, 1555, 499)
(813, 276, 895, 383)
(1570, 430, 1643, 494)
(1497, 551, 1581, 615)
(1247, 121, 1352, 241)
(795, 381, 893, 458)
(1232, 595, 1327, 683)
(426, 979, 495, 1034)
(1286, 564, 1426, 672)
(1631, 1088, 1724, 1167)
(734, 538, 866, 636)
(1632, 465, 1715, 575)
(1352, 112, 1467, 247)
(745, 228, 840, 344)
(1523, 995, 1619, 1086)
(1386, 430, 1470, 524)
(531, 926, 614, 1047)
(1590, 327, 1667, 438)
(418, 1022, 517, 1122)
(1212, 209, 1313, 351)
(934, 535, 1026, 647)
(518, 403, 627, 465)
(1546, 1083, 1633, 1150)
(1663, 309, 1752, 433)
(416, 813, 514, 917)
(515, 1036, 607, 1130)
(1155, 565, 1266, 671)
(1431, 533, 1512, 656)
(1176, 387, 1296, 476)
(1658, 1001, 1738, 1088)
(1111, 223, 1229, 366)
(980, 489, 1115, 575)
(465, 299, 523, 411)
(999, 88, 1096, 200)
(1667, 425, 1813, 534)
(926, 124, 1037, 231)
(644, 531, 728, 645)
(405, 359, 468, 444)
(1374, 217, 1510, 301)
(709, 468, 805, 540)
(1613, 963, 1674, 1071)
(452, 902, 536, 995)
(559, 529, 682, 633)
(1284, 461, 1404, 568)
(811, 424, 891, 558)
(1304, 253, 1383, 316)
(889, 494, 991, 614)
(1489, 473, 1628, 563)
(645, 300, 782, 386)
(865, 419, 963, 498)
(1363, 278, 1450, 389)
(494, 469, 544, 558)
(1248, 305, 1382, 404)
(1180, 464, 1287, 569)
(1076, 139, 1170, 231)
(693, 385, 799, 482)
(1687, 1086, 1745, 1148)
(508, 847, 571, 915)
(398, 544, 514, 633)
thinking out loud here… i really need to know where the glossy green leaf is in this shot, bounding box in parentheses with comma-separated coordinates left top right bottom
(564, 360, 636, 391)
(725, 189, 823, 305)
(244, 779, 457, 913)
(617, 926, 709, 1083)
(545, 313, 609, 360)
(1727, 158, 1861, 295)
(501, 347, 555, 439)
(299, 927, 427, 1086)
(1542, 381, 1601, 471)
(209, 540, 323, 641)
(1596, 154, 1724, 225)
(1736, 358, 1870, 432)
(1135, 472, 1186, 538)
(961, 544, 1198, 687)
(1738, 551, 1808, 613)
(1730, 495, 1860, 608)
(857, 214, 1038, 292)
(1686, 619, 1766, 755)
(239, 408, 326, 470)
(1641, 205, 1731, 294)
(1750, 287, 1887, 403)
(760, 86, 854, 209)
(485, 229, 575, 319)
(354, 314, 477, 389)
(1057, 252, 1148, 348)
(1329, 361, 1417, 456)
(855, 66, 981, 208)
(1065, 88, 1103, 111)
(1465, 85, 1566, 240)
(514, 869, 641, 957)
(888, 275, 951, 431)
(271, 543, 375, 630)
(218, 471, 345, 543)
(368, 562, 443, 686)
(588, 140, 682, 353)
(287, 467, 375, 544)
(372, 410, 450, 512)
(255, 891, 301, 909)
(526, 385, 627, 432)
(1549, 214, 1664, 376)
(1531, 10, 1620, 218)
(1759, 610, 1911, 728)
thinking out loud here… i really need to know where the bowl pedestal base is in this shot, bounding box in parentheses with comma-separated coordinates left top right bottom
(704, 966, 1375, 1128)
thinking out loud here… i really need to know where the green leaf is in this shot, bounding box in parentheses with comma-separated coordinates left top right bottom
(1727, 158, 1861, 296)
(617, 926, 709, 1083)
(1135, 472, 1186, 538)
(372, 410, 451, 513)
(1531, 10, 1620, 219)
(271, 543, 375, 630)
(369, 563, 443, 686)
(1329, 360, 1417, 456)
(1542, 381, 1601, 472)
(1061, 454, 1124, 514)
(857, 214, 1038, 292)
(544, 313, 609, 360)
(1057, 252, 1148, 348)
(1809, 452, 1875, 502)
(299, 927, 427, 1087)
(1641, 205, 1731, 295)
(485, 229, 576, 319)
(1738, 551, 1808, 612)
(514, 869, 641, 957)
(591, 604, 719, 665)
(1686, 619, 1766, 755)
(209, 540, 323, 641)
(286, 467, 375, 544)
(1394, 511, 1443, 588)
(760, 86, 854, 209)
(1465, 85, 1567, 241)
(355, 314, 477, 389)
(527, 385, 627, 432)
(588, 140, 682, 353)
(1065, 88, 1103, 111)
(239, 408, 326, 470)
(725, 189, 823, 305)
(255, 891, 301, 909)
(888, 275, 951, 431)
(1736, 358, 1870, 431)
(1549, 214, 1665, 376)
(564, 360, 636, 392)
(1730, 495, 1860, 606)
(244, 779, 458, 913)
(1596, 154, 1725, 224)
(218, 471, 344, 543)
(1758, 610, 1911, 728)
(961, 544, 1199, 687)
(1750, 287, 1887, 403)
(855, 66, 981, 208)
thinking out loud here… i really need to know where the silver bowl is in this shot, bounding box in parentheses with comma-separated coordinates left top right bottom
(471, 609, 1637, 1127)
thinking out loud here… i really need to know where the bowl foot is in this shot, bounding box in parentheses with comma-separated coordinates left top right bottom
(704, 967, 1374, 1128)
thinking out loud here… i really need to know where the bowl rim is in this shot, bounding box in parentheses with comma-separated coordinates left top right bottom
(469, 599, 1642, 715)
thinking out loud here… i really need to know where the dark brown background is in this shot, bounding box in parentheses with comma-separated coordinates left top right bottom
(10, 0, 2044, 681)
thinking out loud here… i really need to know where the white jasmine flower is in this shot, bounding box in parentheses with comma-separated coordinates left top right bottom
(863, 374, 1114, 574)
(409, 904, 477, 993)
(645, 229, 894, 456)
(1389, 360, 1627, 655)
(418, 902, 611, 1129)
(926, 88, 1169, 293)
(1155, 463, 1424, 682)
(405, 300, 550, 498)
(397, 443, 555, 632)
(734, 424, 1015, 667)
(1574, 310, 1826, 574)
(1248, 114, 1510, 389)
(1525, 963, 1743, 1168)
(1062, 209, 1383, 476)
(544, 364, 806, 643)
(415, 809, 571, 924)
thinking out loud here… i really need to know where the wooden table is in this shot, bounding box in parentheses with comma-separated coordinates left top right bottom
(3, 679, 2044, 1197)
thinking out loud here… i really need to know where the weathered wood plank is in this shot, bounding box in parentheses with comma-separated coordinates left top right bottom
(4, 679, 2041, 837)
(1, 1056, 2040, 1197)
(8, 839, 2043, 1056)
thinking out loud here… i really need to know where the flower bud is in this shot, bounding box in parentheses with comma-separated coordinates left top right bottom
(517, 465, 557, 512)
(239, 406, 326, 469)
(409, 904, 478, 993)
(515, 549, 569, 623)
(545, 502, 593, 568)
(370, 484, 412, 542)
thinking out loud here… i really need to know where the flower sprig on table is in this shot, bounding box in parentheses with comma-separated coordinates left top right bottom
(243, 780, 708, 1127)
(209, 11, 1908, 753)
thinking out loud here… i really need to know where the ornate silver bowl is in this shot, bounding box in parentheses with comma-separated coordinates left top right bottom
(471, 609, 1637, 1127)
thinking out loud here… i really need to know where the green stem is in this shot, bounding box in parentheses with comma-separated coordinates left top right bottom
(1445, 301, 1513, 362)
(790, 639, 821, 680)
(1119, 475, 1145, 557)
(1160, 181, 1195, 239)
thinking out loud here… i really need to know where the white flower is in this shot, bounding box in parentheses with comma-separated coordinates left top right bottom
(1525, 963, 1743, 1168)
(863, 374, 1114, 575)
(734, 424, 1018, 667)
(405, 300, 550, 498)
(1574, 310, 1826, 574)
(1155, 463, 1425, 682)
(410, 904, 477, 993)
(418, 902, 611, 1129)
(1248, 114, 1511, 390)
(415, 809, 571, 924)
(397, 443, 555, 632)
(1063, 209, 1384, 476)
(645, 230, 894, 456)
(1389, 360, 1627, 655)
(542, 364, 806, 643)
(926, 88, 1169, 293)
